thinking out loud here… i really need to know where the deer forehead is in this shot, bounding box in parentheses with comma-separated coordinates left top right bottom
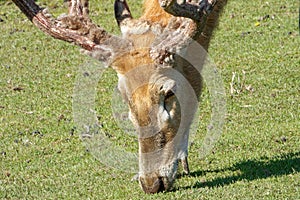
(112, 48, 154, 75)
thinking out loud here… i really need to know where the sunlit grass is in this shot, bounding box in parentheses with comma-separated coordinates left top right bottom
(0, 0, 299, 199)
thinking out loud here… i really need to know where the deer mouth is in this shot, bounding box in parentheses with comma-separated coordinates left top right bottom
(139, 173, 175, 194)
(139, 175, 165, 194)
(139, 160, 178, 193)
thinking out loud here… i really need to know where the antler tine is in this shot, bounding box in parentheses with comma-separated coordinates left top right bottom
(12, 0, 41, 21)
(69, 0, 81, 16)
(82, 0, 89, 17)
(69, 0, 89, 17)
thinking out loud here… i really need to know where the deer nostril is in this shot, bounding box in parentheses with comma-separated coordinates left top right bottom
(139, 176, 165, 194)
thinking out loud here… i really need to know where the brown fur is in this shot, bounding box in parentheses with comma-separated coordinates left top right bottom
(113, 0, 227, 74)
(112, 49, 153, 74)
(141, 0, 172, 27)
(112, 0, 227, 193)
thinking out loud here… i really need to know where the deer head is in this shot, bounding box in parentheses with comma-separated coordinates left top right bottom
(12, 0, 227, 193)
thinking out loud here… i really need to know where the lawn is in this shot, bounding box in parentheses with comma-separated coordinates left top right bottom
(0, 0, 299, 199)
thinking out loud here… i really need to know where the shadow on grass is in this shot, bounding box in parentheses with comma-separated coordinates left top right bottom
(186, 151, 300, 189)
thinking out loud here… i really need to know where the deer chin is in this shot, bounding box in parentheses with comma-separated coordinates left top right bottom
(139, 159, 178, 194)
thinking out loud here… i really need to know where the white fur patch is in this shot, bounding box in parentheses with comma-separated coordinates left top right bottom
(120, 21, 151, 36)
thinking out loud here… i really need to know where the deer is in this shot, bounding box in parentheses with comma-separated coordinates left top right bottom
(12, 0, 227, 194)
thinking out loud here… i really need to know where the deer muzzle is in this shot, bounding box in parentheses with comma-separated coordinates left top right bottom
(139, 172, 165, 194)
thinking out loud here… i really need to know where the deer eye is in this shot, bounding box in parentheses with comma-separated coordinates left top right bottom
(163, 90, 175, 112)
(165, 90, 175, 101)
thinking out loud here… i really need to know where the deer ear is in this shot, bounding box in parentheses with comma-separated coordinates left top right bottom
(114, 0, 132, 26)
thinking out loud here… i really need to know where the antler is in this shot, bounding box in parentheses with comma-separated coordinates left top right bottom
(12, 0, 130, 62)
(159, 0, 217, 21)
(151, 0, 220, 65)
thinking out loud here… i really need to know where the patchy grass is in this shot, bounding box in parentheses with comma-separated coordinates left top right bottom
(0, 0, 299, 199)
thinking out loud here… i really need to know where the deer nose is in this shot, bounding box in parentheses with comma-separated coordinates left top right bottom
(139, 174, 165, 194)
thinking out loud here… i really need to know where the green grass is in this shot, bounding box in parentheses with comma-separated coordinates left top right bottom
(0, 0, 299, 199)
